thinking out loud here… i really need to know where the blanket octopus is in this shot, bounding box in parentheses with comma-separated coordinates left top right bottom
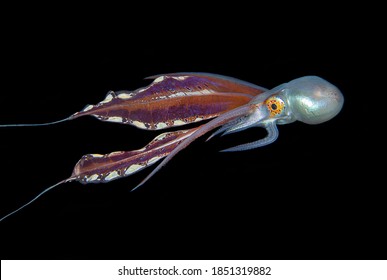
(0, 73, 344, 221)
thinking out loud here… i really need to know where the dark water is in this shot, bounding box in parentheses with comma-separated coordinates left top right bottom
(0, 22, 383, 261)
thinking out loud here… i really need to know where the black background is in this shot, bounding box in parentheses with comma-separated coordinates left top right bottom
(0, 7, 384, 260)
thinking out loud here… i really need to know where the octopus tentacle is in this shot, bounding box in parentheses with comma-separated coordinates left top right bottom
(131, 103, 255, 191)
(221, 121, 278, 152)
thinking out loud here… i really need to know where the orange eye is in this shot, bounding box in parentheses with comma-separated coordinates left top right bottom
(266, 97, 285, 117)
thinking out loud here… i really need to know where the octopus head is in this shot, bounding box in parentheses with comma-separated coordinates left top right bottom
(283, 76, 344, 124)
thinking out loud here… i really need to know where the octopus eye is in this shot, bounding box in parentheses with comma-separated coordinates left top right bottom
(266, 97, 285, 117)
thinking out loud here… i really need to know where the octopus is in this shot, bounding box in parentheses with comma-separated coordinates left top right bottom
(0, 73, 344, 221)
